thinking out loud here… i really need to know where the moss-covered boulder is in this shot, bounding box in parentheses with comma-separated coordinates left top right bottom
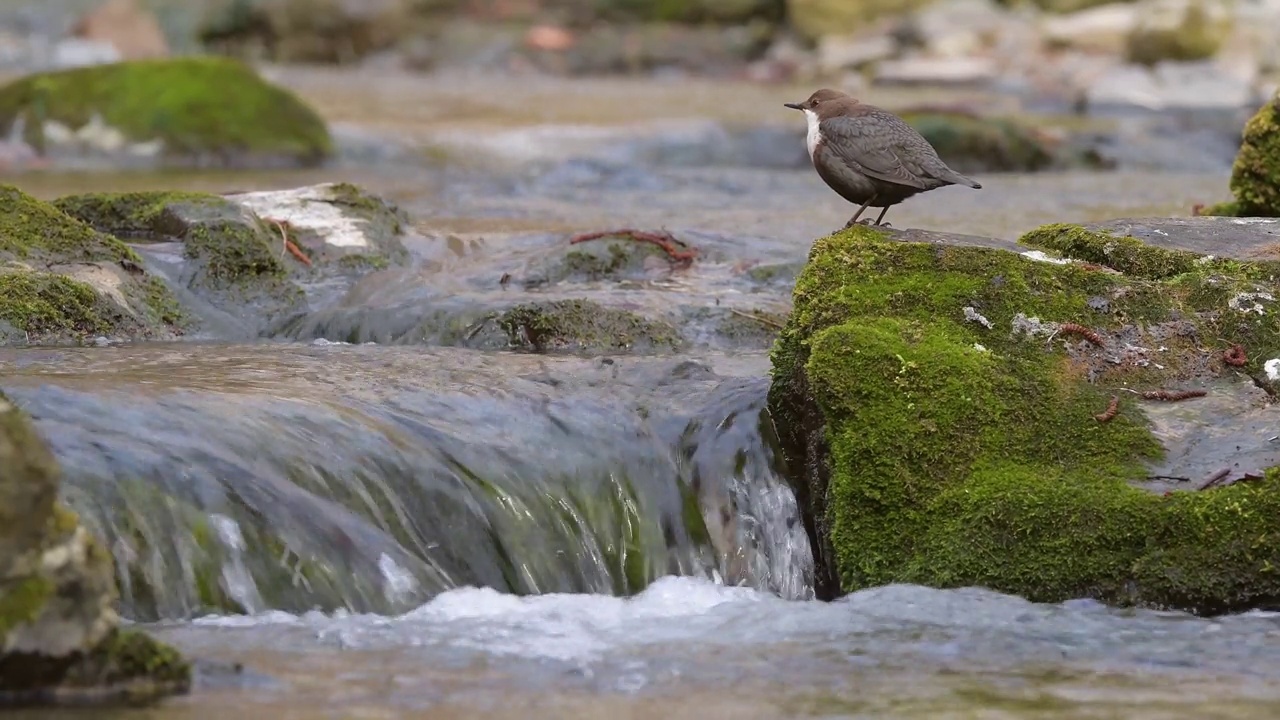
(0, 186, 186, 345)
(0, 57, 331, 169)
(0, 391, 190, 707)
(1124, 2, 1226, 67)
(494, 299, 684, 353)
(768, 221, 1280, 613)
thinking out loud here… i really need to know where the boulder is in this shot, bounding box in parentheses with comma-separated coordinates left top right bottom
(897, 112, 1057, 173)
(786, 0, 930, 40)
(198, 0, 413, 64)
(0, 57, 332, 169)
(0, 390, 190, 706)
(0, 185, 185, 346)
(71, 0, 171, 61)
(768, 218, 1280, 613)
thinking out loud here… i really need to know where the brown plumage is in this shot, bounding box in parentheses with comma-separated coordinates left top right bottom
(784, 88, 982, 229)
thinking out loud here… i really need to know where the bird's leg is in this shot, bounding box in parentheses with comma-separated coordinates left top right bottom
(872, 205, 892, 227)
(843, 196, 878, 229)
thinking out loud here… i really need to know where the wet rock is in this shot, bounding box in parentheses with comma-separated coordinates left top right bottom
(769, 220, 1280, 613)
(0, 57, 332, 169)
(546, 22, 774, 76)
(485, 299, 685, 354)
(0, 390, 190, 707)
(1084, 60, 1259, 113)
(521, 236, 682, 287)
(53, 184, 412, 337)
(1079, 217, 1280, 258)
(71, 0, 170, 62)
(53, 189, 306, 334)
(898, 112, 1056, 173)
(1199, 92, 1280, 217)
(0, 185, 184, 346)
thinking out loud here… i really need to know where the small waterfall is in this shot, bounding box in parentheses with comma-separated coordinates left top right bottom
(4, 344, 813, 621)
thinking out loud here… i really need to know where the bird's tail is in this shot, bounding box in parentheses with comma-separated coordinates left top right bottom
(936, 166, 982, 189)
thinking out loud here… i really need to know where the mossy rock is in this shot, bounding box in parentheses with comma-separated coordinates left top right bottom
(0, 57, 331, 168)
(54, 189, 307, 333)
(496, 299, 684, 354)
(1224, 93, 1280, 217)
(768, 223, 1280, 613)
(224, 182, 411, 272)
(521, 237, 681, 287)
(0, 186, 186, 344)
(0, 392, 190, 707)
(900, 113, 1056, 174)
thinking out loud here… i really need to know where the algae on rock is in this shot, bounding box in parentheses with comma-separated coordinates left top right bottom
(0, 56, 331, 168)
(0, 185, 186, 344)
(767, 223, 1280, 613)
(0, 391, 190, 707)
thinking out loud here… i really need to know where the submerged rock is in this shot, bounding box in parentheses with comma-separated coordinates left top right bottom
(0, 185, 184, 345)
(0, 390, 190, 707)
(53, 183, 412, 339)
(768, 218, 1280, 613)
(0, 57, 332, 169)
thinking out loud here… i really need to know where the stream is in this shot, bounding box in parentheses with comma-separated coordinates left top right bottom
(7, 67, 1280, 719)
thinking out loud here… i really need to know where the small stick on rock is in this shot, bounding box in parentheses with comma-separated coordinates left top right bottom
(1094, 395, 1119, 423)
(270, 219, 312, 267)
(1197, 466, 1232, 490)
(1059, 322, 1104, 347)
(1140, 389, 1207, 402)
(728, 308, 785, 330)
(1223, 344, 1248, 367)
(568, 228, 697, 266)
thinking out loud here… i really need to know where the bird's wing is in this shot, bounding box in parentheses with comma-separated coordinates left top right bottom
(819, 114, 930, 190)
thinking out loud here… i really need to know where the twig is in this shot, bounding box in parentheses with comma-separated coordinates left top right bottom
(269, 219, 312, 267)
(1197, 467, 1232, 490)
(728, 309, 785, 330)
(568, 228, 696, 266)
(1145, 475, 1191, 482)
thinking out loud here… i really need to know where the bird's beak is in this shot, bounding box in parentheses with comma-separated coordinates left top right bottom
(783, 102, 802, 110)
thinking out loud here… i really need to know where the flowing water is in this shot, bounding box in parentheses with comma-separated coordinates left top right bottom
(6, 67, 1280, 718)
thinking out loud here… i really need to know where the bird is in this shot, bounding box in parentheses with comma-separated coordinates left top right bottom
(784, 88, 982, 229)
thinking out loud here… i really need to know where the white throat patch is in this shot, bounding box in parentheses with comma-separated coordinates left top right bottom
(803, 109, 822, 161)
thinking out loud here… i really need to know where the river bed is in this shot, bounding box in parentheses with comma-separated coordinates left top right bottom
(3, 67, 1272, 719)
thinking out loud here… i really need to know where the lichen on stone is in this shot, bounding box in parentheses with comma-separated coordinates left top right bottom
(767, 224, 1280, 614)
(0, 56, 332, 167)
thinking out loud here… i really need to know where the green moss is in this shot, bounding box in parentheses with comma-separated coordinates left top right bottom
(142, 277, 185, 326)
(0, 576, 53, 638)
(0, 57, 332, 165)
(498, 299, 684, 353)
(767, 225, 1280, 613)
(1019, 223, 1204, 279)
(0, 271, 121, 338)
(1197, 201, 1242, 217)
(0, 185, 139, 266)
(52, 191, 232, 239)
(1228, 93, 1280, 217)
(336, 253, 389, 271)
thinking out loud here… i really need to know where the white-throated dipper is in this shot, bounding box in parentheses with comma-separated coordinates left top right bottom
(784, 88, 982, 229)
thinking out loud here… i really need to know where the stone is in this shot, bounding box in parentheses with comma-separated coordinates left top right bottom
(49, 39, 121, 69)
(200, 0, 412, 65)
(0, 57, 332, 170)
(768, 219, 1280, 612)
(872, 55, 997, 86)
(0, 390, 190, 706)
(71, 0, 170, 61)
(1124, 1, 1227, 67)
(1040, 3, 1140, 53)
(816, 34, 896, 74)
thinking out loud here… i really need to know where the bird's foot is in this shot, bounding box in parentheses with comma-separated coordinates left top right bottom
(842, 218, 876, 229)
(876, 222, 893, 228)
